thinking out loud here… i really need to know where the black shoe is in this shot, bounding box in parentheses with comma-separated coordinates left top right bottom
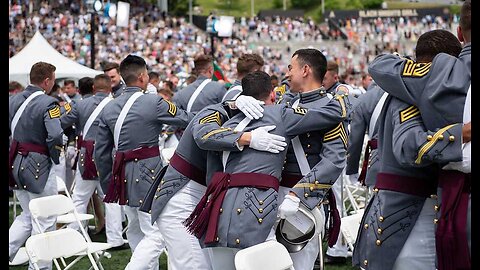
(324, 254, 347, 265)
(109, 243, 130, 251)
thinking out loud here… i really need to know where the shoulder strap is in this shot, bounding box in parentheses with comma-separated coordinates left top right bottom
(290, 99, 314, 176)
(113, 92, 143, 149)
(83, 96, 113, 137)
(222, 116, 252, 169)
(223, 85, 243, 101)
(369, 92, 389, 138)
(187, 79, 212, 112)
(11, 91, 45, 138)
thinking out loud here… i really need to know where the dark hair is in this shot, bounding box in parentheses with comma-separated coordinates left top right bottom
(103, 62, 120, 72)
(241, 71, 272, 101)
(270, 75, 278, 81)
(148, 71, 160, 80)
(193, 54, 213, 73)
(119, 55, 147, 85)
(78, 77, 94, 95)
(64, 79, 75, 87)
(326, 61, 339, 74)
(30, 62, 56, 85)
(292, 49, 328, 82)
(186, 75, 197, 84)
(460, 0, 471, 34)
(94, 74, 112, 91)
(415, 29, 462, 62)
(236, 53, 264, 77)
(9, 81, 24, 92)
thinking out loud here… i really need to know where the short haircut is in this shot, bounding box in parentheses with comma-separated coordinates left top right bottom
(30, 62, 56, 85)
(460, 0, 471, 34)
(64, 79, 75, 87)
(270, 75, 278, 81)
(9, 81, 24, 92)
(292, 49, 328, 82)
(241, 71, 272, 101)
(415, 29, 462, 62)
(119, 55, 147, 85)
(193, 54, 213, 73)
(148, 71, 160, 80)
(186, 75, 197, 84)
(103, 62, 120, 72)
(78, 77, 94, 95)
(326, 61, 339, 74)
(236, 53, 264, 77)
(94, 74, 112, 91)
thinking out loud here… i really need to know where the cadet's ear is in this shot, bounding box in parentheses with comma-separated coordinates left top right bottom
(457, 25, 464, 42)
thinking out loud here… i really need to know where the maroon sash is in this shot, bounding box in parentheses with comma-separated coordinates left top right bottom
(9, 139, 49, 188)
(104, 145, 159, 205)
(375, 172, 437, 198)
(436, 170, 471, 270)
(358, 139, 377, 185)
(79, 139, 97, 180)
(169, 153, 206, 185)
(184, 172, 279, 244)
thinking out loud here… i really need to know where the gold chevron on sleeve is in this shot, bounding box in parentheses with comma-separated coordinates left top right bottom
(399, 105, 420, 123)
(323, 123, 348, 148)
(402, 61, 431, 77)
(199, 111, 222, 126)
(63, 103, 71, 113)
(48, 106, 61, 119)
(165, 100, 177, 116)
(201, 127, 233, 140)
(293, 106, 308, 115)
(415, 124, 457, 164)
(275, 85, 286, 96)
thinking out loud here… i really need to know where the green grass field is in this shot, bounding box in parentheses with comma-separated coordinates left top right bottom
(9, 203, 357, 269)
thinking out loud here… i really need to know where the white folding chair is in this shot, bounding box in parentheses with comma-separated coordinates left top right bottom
(29, 195, 112, 270)
(340, 209, 365, 252)
(234, 241, 295, 270)
(9, 247, 29, 266)
(25, 228, 100, 270)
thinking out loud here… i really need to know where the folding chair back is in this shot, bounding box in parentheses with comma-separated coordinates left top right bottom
(29, 195, 74, 219)
(234, 241, 294, 270)
(340, 209, 365, 252)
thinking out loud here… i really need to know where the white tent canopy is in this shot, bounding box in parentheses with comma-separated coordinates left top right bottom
(9, 31, 102, 87)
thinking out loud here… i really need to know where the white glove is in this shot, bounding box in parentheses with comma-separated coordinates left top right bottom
(62, 134, 69, 145)
(348, 173, 359, 184)
(66, 146, 77, 161)
(235, 95, 265, 120)
(250, 125, 287, 154)
(278, 194, 300, 219)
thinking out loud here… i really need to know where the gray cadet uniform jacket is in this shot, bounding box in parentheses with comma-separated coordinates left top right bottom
(191, 98, 346, 249)
(279, 89, 349, 210)
(9, 85, 64, 194)
(346, 84, 385, 187)
(94, 87, 193, 207)
(60, 92, 112, 180)
(221, 79, 242, 102)
(352, 96, 463, 270)
(172, 75, 226, 113)
(148, 103, 234, 223)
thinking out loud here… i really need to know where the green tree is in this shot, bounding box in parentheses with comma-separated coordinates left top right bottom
(273, 0, 283, 9)
(362, 0, 383, 9)
(168, 0, 196, 16)
(291, 0, 316, 9)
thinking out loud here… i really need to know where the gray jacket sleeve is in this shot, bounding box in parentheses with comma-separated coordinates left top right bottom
(157, 97, 194, 129)
(94, 111, 114, 192)
(346, 97, 369, 175)
(44, 102, 64, 164)
(59, 102, 79, 130)
(391, 100, 463, 167)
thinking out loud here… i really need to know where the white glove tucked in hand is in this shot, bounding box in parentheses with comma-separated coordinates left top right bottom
(249, 125, 287, 154)
(278, 194, 300, 219)
(66, 146, 77, 161)
(62, 134, 69, 146)
(235, 95, 265, 120)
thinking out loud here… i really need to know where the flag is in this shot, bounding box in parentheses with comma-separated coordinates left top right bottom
(212, 62, 229, 82)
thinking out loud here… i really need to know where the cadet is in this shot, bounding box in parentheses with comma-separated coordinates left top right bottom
(185, 71, 347, 270)
(103, 61, 126, 98)
(274, 49, 349, 269)
(172, 54, 226, 114)
(94, 55, 193, 269)
(353, 29, 465, 270)
(346, 82, 386, 192)
(145, 94, 284, 270)
(9, 62, 64, 269)
(368, 9, 471, 268)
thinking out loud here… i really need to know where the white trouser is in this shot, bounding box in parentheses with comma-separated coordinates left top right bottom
(266, 186, 320, 270)
(326, 173, 348, 258)
(124, 205, 165, 270)
(9, 168, 58, 270)
(392, 198, 436, 270)
(208, 247, 240, 270)
(155, 180, 212, 270)
(105, 202, 125, 247)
